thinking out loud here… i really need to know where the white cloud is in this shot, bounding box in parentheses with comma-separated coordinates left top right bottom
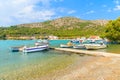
(55, 7, 76, 15)
(102, 5, 107, 7)
(114, 5, 120, 11)
(68, 10, 76, 14)
(54, 0, 64, 2)
(85, 10, 95, 14)
(107, 9, 112, 12)
(15, 9, 55, 20)
(114, 0, 120, 4)
(0, 0, 65, 26)
(57, 7, 66, 13)
(89, 2, 94, 6)
(112, 0, 120, 11)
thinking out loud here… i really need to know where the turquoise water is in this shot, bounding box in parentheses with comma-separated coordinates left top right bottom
(0, 40, 35, 72)
(0, 40, 120, 80)
(0, 40, 78, 80)
(0, 40, 69, 69)
(49, 39, 69, 47)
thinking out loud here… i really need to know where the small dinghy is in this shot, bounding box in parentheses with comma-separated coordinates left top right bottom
(11, 46, 23, 52)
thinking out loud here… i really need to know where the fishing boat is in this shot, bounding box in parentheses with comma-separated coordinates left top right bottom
(35, 39, 49, 46)
(23, 39, 49, 53)
(70, 39, 80, 43)
(23, 45, 49, 53)
(84, 40, 107, 50)
(73, 44, 85, 49)
(85, 43, 107, 50)
(60, 44, 73, 48)
(60, 41, 73, 48)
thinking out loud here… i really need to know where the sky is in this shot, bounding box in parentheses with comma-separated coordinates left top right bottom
(0, 0, 120, 26)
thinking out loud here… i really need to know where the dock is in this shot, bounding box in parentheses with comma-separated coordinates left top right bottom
(54, 48, 120, 57)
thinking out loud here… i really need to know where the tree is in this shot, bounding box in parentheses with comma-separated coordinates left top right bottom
(105, 17, 120, 42)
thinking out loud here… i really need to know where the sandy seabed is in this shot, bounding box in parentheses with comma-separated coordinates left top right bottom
(0, 55, 120, 80)
(38, 56, 120, 80)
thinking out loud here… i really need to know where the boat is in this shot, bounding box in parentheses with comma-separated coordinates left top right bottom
(84, 40, 107, 50)
(11, 46, 24, 52)
(60, 41, 73, 48)
(85, 43, 107, 50)
(35, 39, 49, 46)
(23, 45, 49, 53)
(73, 44, 85, 49)
(70, 39, 80, 43)
(60, 44, 73, 48)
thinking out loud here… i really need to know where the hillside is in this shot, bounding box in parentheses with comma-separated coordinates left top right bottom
(0, 17, 109, 39)
(17, 17, 108, 28)
(14, 17, 109, 38)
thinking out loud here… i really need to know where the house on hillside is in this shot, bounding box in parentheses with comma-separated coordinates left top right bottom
(86, 36, 103, 42)
(89, 36, 102, 40)
(48, 35, 58, 40)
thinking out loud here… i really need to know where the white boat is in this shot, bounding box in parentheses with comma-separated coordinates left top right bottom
(60, 44, 73, 48)
(84, 43, 107, 50)
(73, 44, 85, 49)
(35, 39, 49, 46)
(60, 41, 73, 48)
(23, 45, 49, 53)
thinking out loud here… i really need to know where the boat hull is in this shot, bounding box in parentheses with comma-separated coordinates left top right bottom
(60, 44, 73, 48)
(73, 44, 85, 49)
(23, 45, 49, 53)
(85, 44, 107, 50)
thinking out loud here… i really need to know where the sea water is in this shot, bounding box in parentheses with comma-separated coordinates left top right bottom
(0, 40, 119, 80)
(0, 40, 79, 80)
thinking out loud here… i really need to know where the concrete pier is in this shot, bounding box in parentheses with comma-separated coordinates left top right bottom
(54, 48, 120, 57)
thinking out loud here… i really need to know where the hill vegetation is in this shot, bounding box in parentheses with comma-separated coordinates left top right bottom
(105, 17, 120, 42)
(0, 17, 108, 39)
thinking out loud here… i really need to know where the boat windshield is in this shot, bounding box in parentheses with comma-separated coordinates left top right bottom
(82, 40, 92, 44)
(95, 40, 104, 44)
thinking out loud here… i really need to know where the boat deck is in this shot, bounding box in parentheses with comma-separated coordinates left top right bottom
(54, 48, 120, 57)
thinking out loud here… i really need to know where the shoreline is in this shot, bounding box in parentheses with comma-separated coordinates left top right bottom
(54, 48, 120, 57)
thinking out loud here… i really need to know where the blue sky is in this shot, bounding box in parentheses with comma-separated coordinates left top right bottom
(0, 0, 120, 26)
